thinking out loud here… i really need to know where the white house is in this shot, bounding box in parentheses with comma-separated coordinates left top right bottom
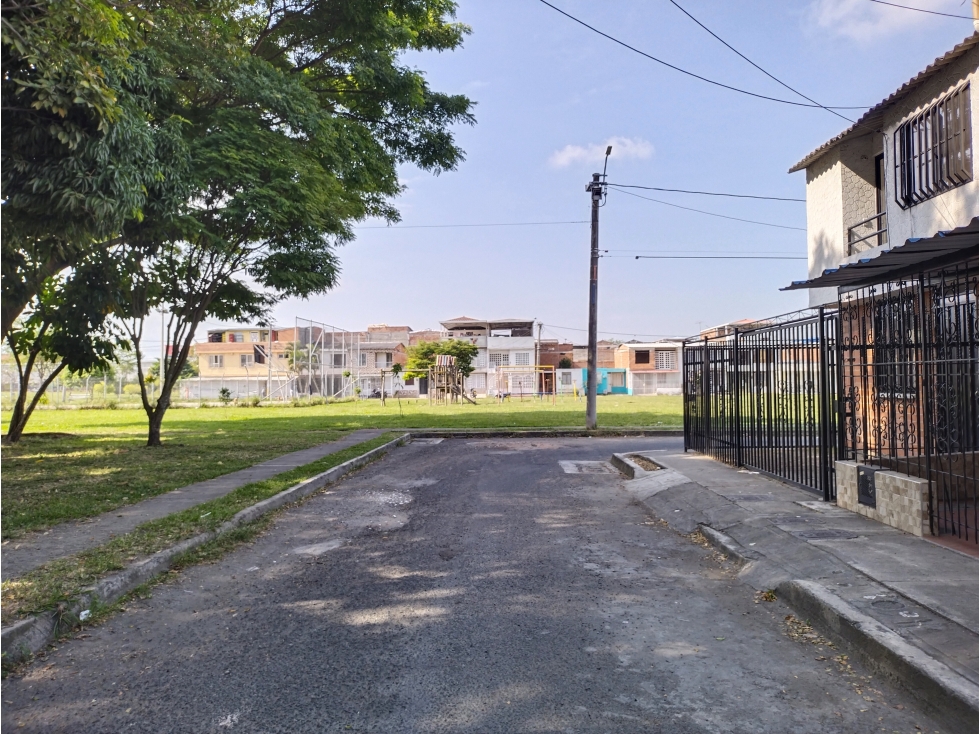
(789, 33, 978, 306)
(440, 316, 537, 396)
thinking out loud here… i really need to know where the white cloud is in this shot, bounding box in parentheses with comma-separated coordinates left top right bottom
(548, 136, 654, 168)
(808, 0, 962, 40)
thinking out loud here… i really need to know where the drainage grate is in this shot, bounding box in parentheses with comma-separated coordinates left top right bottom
(795, 529, 860, 540)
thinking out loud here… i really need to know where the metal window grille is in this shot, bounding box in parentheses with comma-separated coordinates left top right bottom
(655, 349, 677, 370)
(894, 82, 972, 209)
(240, 354, 254, 367)
(489, 352, 509, 367)
(514, 352, 530, 366)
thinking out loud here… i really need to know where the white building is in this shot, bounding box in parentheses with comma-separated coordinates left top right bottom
(439, 316, 537, 396)
(789, 33, 978, 306)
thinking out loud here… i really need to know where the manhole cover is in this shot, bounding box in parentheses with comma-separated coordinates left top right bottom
(559, 460, 620, 475)
(870, 599, 906, 612)
(796, 529, 860, 540)
(728, 494, 780, 502)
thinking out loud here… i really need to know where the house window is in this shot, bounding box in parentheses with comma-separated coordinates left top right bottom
(476, 353, 487, 368)
(514, 352, 530, 366)
(332, 353, 345, 367)
(635, 350, 650, 364)
(277, 353, 286, 359)
(249, 332, 259, 342)
(489, 352, 509, 367)
(240, 354, 254, 367)
(873, 297, 918, 398)
(894, 82, 972, 209)
(209, 355, 223, 368)
(376, 352, 393, 368)
(560, 372, 572, 386)
(235, 333, 245, 343)
(608, 372, 625, 388)
(655, 349, 677, 370)
(359, 352, 367, 367)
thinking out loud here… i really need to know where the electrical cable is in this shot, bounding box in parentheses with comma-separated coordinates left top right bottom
(867, 0, 975, 19)
(356, 220, 588, 229)
(607, 183, 804, 202)
(611, 187, 807, 231)
(543, 324, 683, 338)
(627, 255, 804, 260)
(604, 248, 801, 254)
(537, 0, 870, 110)
(665, 0, 853, 122)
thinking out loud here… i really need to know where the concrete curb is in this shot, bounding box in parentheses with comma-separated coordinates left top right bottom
(696, 523, 979, 732)
(609, 453, 643, 479)
(1, 433, 410, 666)
(411, 428, 682, 439)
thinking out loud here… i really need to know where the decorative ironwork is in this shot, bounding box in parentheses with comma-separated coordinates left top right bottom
(684, 308, 840, 500)
(839, 257, 979, 543)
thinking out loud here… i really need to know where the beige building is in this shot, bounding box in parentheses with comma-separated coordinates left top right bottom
(613, 341, 683, 395)
(790, 34, 979, 306)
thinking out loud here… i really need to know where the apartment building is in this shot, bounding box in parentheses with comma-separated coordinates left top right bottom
(440, 316, 537, 396)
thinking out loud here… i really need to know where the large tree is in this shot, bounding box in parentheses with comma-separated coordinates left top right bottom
(119, 0, 475, 446)
(1, 0, 189, 336)
(404, 339, 479, 379)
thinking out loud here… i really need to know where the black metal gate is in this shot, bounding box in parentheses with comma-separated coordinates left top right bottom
(839, 258, 978, 543)
(684, 308, 840, 500)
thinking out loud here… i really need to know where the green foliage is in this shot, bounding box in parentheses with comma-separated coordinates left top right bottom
(218, 388, 232, 405)
(404, 339, 479, 378)
(123, 384, 141, 395)
(558, 357, 573, 369)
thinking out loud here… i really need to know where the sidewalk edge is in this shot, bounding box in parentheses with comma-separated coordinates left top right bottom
(1, 433, 410, 666)
(698, 523, 979, 732)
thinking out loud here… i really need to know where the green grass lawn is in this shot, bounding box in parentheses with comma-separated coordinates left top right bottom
(1, 395, 681, 539)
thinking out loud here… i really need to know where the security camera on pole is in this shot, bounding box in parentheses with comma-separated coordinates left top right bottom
(584, 146, 611, 430)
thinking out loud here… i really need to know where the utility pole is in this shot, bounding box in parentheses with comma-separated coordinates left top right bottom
(585, 146, 611, 430)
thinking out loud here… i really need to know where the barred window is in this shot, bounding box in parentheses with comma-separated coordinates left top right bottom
(489, 352, 509, 367)
(514, 352, 530, 366)
(655, 349, 677, 370)
(894, 83, 972, 209)
(209, 355, 223, 368)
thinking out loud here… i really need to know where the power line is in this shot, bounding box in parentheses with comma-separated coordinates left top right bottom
(626, 255, 804, 260)
(543, 324, 683, 338)
(665, 0, 853, 123)
(538, 0, 869, 110)
(868, 0, 975, 19)
(604, 248, 802, 255)
(612, 187, 807, 231)
(357, 220, 588, 229)
(608, 183, 804, 202)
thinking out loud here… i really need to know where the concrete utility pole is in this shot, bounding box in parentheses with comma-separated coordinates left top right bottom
(585, 146, 611, 430)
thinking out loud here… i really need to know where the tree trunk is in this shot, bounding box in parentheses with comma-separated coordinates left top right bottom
(3, 361, 66, 444)
(147, 407, 165, 447)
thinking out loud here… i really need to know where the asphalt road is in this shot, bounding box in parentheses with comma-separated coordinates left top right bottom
(2, 437, 943, 733)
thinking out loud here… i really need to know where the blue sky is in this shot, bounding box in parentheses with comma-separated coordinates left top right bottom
(260, 1, 974, 344)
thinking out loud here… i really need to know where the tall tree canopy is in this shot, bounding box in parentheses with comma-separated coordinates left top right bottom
(118, 0, 475, 445)
(404, 339, 479, 379)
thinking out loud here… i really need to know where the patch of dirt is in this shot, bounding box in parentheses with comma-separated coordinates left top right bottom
(627, 454, 662, 471)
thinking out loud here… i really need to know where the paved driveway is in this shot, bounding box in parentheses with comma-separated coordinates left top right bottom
(1, 437, 941, 733)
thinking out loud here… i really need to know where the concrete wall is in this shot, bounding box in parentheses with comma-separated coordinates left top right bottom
(805, 148, 844, 307)
(836, 461, 931, 537)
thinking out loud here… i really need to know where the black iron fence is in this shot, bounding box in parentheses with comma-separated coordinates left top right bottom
(839, 257, 978, 543)
(683, 308, 840, 500)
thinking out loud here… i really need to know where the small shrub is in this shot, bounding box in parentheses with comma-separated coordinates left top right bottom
(248, 396, 261, 407)
(105, 400, 118, 410)
(309, 396, 325, 406)
(218, 388, 232, 405)
(198, 401, 212, 409)
(37, 392, 50, 405)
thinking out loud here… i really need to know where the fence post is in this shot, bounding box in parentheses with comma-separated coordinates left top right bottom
(702, 335, 710, 451)
(917, 275, 935, 536)
(733, 327, 743, 467)
(817, 307, 831, 501)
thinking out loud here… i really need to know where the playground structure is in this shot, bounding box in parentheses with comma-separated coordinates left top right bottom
(493, 365, 557, 404)
(428, 354, 476, 405)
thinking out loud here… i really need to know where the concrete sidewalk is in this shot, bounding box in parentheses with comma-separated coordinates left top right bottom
(1, 429, 386, 579)
(620, 448, 979, 730)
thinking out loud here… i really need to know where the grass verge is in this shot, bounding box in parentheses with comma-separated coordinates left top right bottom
(1, 432, 402, 627)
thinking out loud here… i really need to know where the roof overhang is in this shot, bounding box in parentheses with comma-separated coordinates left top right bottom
(782, 218, 979, 291)
(788, 33, 978, 174)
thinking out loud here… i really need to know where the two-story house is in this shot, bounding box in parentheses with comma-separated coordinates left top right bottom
(614, 341, 683, 395)
(786, 33, 979, 545)
(194, 325, 305, 399)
